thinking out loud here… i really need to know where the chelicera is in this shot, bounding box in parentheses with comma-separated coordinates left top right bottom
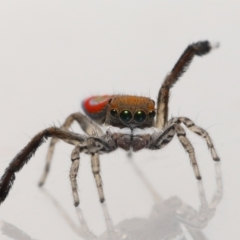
(0, 41, 220, 206)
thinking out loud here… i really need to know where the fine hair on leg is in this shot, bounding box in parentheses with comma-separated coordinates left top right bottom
(39, 112, 102, 187)
(70, 146, 81, 206)
(91, 153, 105, 203)
(156, 41, 216, 129)
(0, 127, 87, 204)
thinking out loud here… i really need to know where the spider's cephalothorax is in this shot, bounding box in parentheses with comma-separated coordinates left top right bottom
(83, 95, 156, 129)
(106, 96, 156, 129)
(0, 41, 220, 207)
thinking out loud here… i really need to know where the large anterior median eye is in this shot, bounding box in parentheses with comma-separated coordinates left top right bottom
(134, 110, 146, 123)
(120, 110, 133, 122)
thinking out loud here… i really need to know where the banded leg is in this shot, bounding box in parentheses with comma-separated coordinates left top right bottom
(149, 125, 176, 150)
(149, 124, 201, 179)
(156, 41, 218, 129)
(174, 124, 201, 180)
(39, 112, 103, 186)
(177, 117, 220, 161)
(91, 153, 105, 203)
(70, 146, 81, 206)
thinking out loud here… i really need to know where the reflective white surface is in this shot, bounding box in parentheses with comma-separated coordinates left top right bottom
(0, 1, 239, 239)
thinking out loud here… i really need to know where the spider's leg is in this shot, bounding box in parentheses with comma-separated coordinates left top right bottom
(149, 124, 201, 179)
(149, 125, 176, 150)
(174, 124, 201, 180)
(156, 41, 218, 129)
(177, 117, 220, 161)
(0, 127, 87, 205)
(70, 146, 81, 206)
(91, 153, 105, 203)
(39, 112, 103, 187)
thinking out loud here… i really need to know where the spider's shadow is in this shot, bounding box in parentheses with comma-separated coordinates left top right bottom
(40, 160, 222, 240)
(0, 221, 38, 240)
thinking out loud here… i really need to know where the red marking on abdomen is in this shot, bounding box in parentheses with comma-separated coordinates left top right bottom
(82, 95, 112, 114)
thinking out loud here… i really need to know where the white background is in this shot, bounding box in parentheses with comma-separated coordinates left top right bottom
(0, 1, 239, 239)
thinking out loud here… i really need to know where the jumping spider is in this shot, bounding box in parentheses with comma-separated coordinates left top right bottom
(0, 41, 220, 207)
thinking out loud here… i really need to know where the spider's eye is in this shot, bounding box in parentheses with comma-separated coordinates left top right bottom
(110, 109, 118, 117)
(148, 110, 156, 118)
(120, 110, 132, 122)
(134, 110, 146, 123)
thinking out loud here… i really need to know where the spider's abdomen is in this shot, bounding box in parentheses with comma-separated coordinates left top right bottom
(82, 95, 112, 124)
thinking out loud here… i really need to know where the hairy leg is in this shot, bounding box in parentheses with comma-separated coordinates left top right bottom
(174, 124, 201, 179)
(91, 153, 105, 203)
(177, 117, 220, 161)
(70, 146, 81, 206)
(149, 124, 201, 179)
(39, 112, 103, 186)
(156, 41, 218, 129)
(0, 127, 87, 204)
(0, 127, 113, 206)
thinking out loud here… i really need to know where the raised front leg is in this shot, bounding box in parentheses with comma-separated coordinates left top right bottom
(156, 41, 218, 129)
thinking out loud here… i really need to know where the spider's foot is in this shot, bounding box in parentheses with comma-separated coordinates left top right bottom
(74, 200, 80, 207)
(213, 157, 220, 161)
(100, 197, 105, 203)
(196, 176, 202, 180)
(38, 181, 44, 187)
(194, 40, 219, 56)
(38, 178, 46, 187)
(38, 172, 48, 187)
(194, 41, 212, 56)
(211, 148, 220, 161)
